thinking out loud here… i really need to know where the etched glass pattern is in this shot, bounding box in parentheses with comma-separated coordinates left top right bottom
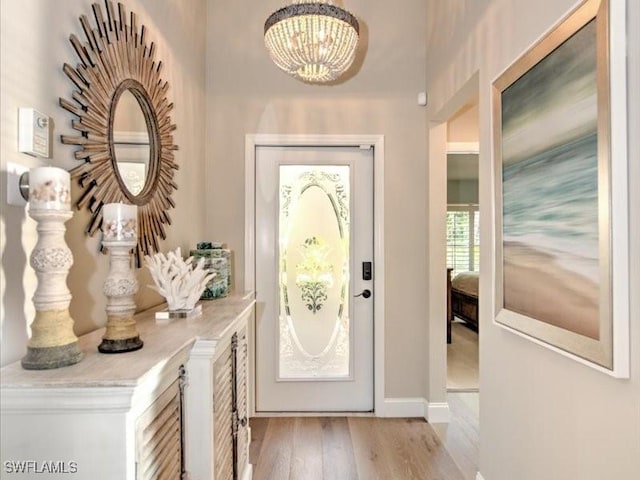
(279, 165, 350, 379)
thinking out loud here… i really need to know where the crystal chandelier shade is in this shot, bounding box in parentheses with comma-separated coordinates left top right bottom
(264, 1, 359, 83)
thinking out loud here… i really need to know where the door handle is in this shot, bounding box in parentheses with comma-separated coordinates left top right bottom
(354, 289, 372, 299)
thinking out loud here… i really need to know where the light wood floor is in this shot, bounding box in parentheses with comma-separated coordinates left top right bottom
(447, 321, 479, 391)
(250, 414, 472, 480)
(249, 322, 480, 480)
(432, 393, 479, 480)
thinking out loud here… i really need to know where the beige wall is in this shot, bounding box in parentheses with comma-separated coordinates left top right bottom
(426, 0, 640, 479)
(206, 0, 429, 398)
(448, 179, 479, 204)
(447, 103, 479, 143)
(0, 0, 207, 366)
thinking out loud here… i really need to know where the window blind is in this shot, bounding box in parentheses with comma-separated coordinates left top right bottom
(446, 205, 479, 277)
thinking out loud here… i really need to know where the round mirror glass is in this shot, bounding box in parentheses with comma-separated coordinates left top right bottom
(112, 89, 151, 197)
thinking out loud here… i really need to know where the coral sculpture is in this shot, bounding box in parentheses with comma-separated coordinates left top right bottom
(145, 248, 216, 311)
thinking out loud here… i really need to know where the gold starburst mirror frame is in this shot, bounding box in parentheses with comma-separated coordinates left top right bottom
(60, 0, 178, 265)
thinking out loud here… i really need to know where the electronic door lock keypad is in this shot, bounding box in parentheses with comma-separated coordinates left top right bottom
(362, 261, 372, 281)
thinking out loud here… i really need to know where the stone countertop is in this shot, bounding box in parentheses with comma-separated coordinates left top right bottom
(0, 293, 255, 389)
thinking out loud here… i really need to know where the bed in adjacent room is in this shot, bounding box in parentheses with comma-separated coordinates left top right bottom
(449, 271, 479, 335)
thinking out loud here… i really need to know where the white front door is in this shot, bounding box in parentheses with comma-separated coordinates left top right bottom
(255, 145, 374, 412)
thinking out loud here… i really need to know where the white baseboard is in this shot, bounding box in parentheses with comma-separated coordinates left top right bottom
(383, 397, 426, 417)
(382, 398, 451, 423)
(243, 427, 253, 479)
(426, 401, 451, 423)
(476, 472, 485, 480)
(242, 463, 253, 480)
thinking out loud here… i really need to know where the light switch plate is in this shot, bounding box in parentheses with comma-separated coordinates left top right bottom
(6, 162, 29, 206)
(18, 108, 50, 158)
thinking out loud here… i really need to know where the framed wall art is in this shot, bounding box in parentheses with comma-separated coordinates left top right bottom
(492, 0, 629, 377)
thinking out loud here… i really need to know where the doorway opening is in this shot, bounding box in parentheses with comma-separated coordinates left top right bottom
(446, 103, 480, 393)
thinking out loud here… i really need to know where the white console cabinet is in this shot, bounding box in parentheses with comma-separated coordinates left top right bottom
(185, 309, 251, 480)
(0, 295, 254, 480)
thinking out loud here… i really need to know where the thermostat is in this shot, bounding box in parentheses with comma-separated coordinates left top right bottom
(18, 108, 51, 158)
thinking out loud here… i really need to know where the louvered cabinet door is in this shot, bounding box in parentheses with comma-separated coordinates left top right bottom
(213, 343, 234, 480)
(235, 327, 249, 480)
(135, 378, 182, 480)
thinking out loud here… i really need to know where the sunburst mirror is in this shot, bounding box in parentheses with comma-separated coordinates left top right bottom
(60, 0, 178, 265)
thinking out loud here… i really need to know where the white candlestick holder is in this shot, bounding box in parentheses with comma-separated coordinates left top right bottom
(98, 240, 143, 353)
(21, 209, 83, 369)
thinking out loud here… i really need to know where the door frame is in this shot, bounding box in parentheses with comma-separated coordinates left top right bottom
(427, 72, 480, 410)
(244, 134, 385, 416)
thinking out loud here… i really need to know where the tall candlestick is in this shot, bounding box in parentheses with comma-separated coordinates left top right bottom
(21, 209, 83, 369)
(102, 203, 137, 241)
(28, 167, 71, 211)
(99, 203, 142, 353)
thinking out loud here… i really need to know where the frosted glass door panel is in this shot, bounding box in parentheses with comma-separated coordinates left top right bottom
(279, 166, 350, 379)
(255, 144, 373, 412)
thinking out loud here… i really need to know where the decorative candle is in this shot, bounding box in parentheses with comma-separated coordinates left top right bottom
(28, 166, 71, 211)
(102, 203, 137, 241)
